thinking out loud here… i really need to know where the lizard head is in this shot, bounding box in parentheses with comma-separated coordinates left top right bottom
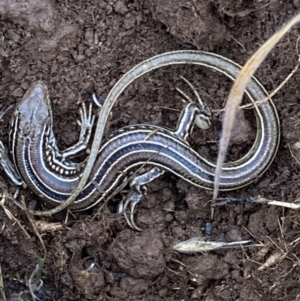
(12, 81, 53, 138)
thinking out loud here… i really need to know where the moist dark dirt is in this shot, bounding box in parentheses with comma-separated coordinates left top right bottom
(1, 0, 300, 300)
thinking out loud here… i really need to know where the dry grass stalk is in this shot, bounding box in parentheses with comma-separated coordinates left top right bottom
(213, 13, 300, 199)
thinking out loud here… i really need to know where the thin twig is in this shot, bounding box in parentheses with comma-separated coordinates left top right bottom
(214, 196, 300, 209)
(20, 196, 47, 256)
(240, 57, 300, 110)
(0, 192, 31, 239)
(0, 262, 6, 301)
(287, 143, 300, 166)
(28, 259, 45, 301)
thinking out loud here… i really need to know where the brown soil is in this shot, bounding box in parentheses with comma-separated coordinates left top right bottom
(1, 0, 300, 300)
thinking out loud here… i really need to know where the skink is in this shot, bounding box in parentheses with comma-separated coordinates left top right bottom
(0, 51, 280, 229)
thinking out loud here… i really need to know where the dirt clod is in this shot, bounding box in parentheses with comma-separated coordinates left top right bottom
(111, 229, 164, 278)
(185, 254, 229, 286)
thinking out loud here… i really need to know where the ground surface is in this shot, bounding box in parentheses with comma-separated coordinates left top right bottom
(1, 0, 300, 300)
